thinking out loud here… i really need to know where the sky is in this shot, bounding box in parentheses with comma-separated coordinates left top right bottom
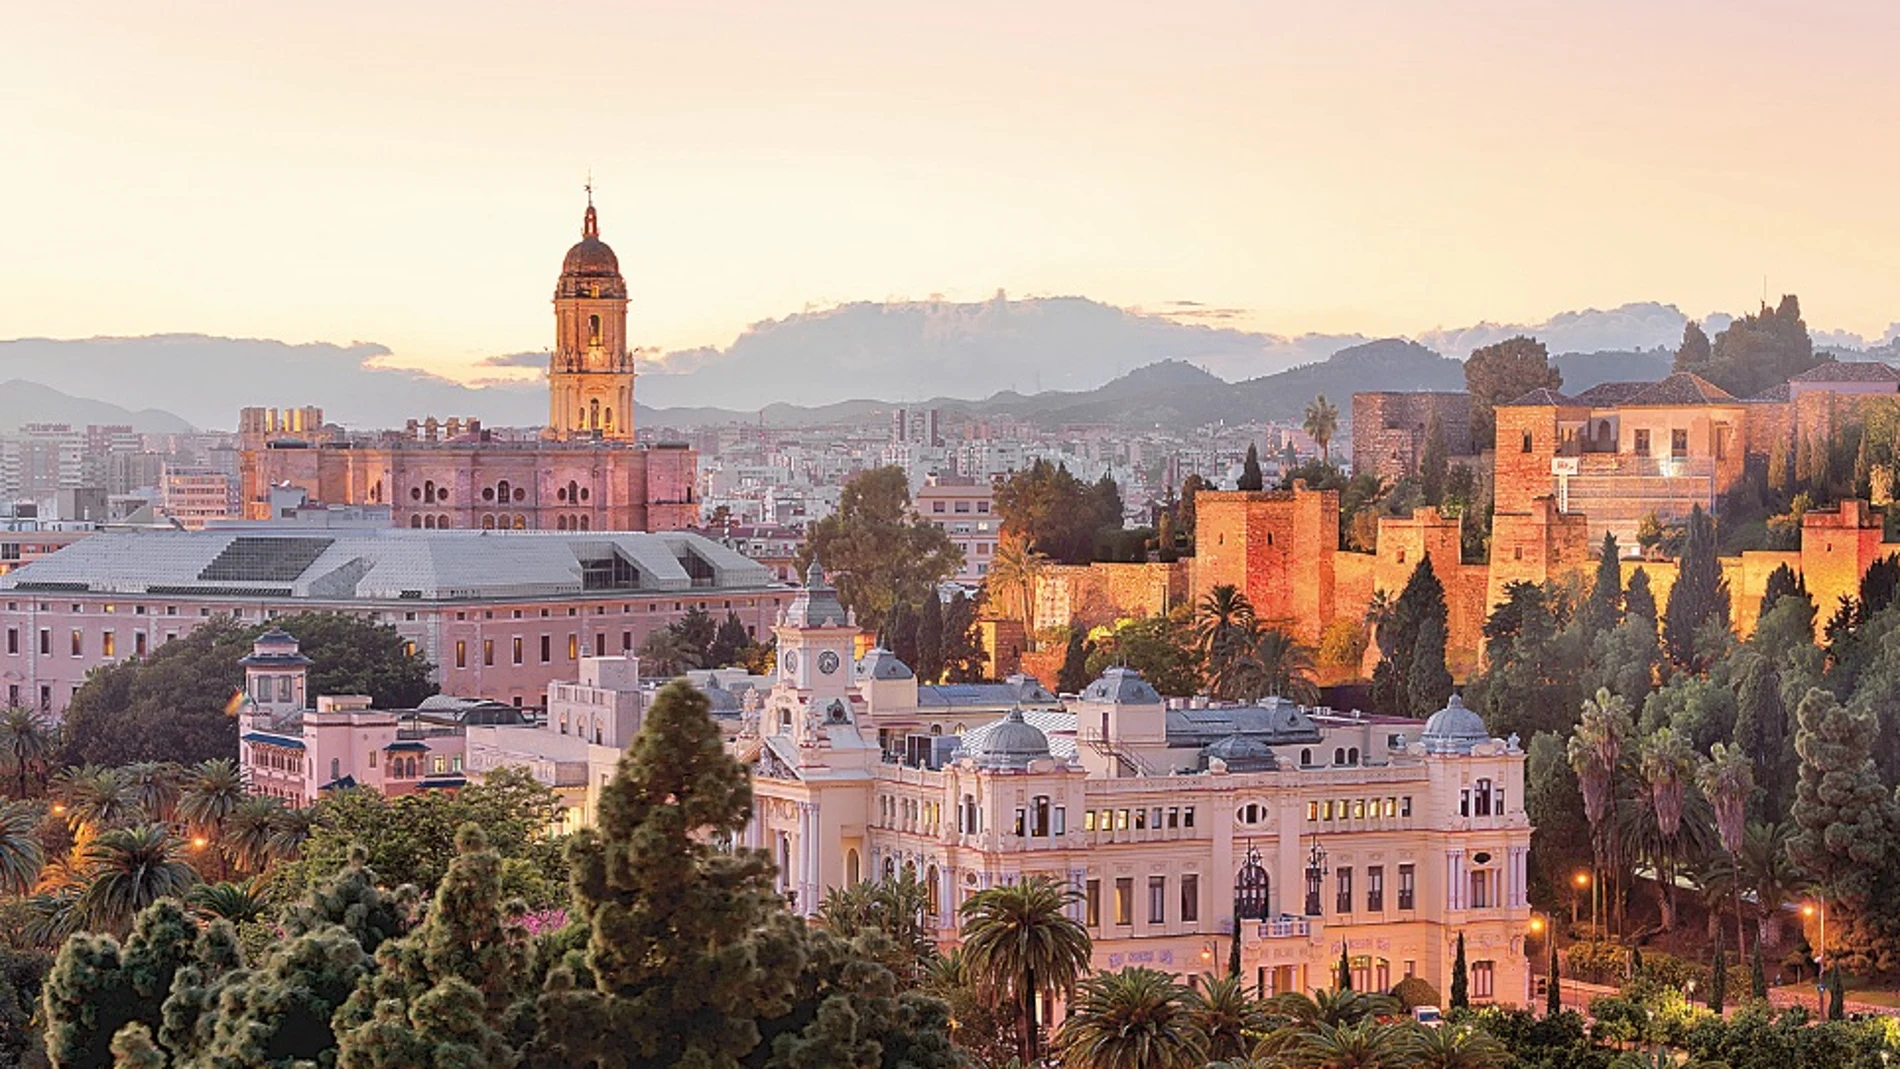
(4, 0, 1898, 382)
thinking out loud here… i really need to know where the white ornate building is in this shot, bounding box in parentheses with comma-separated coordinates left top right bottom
(734, 565, 1536, 1008)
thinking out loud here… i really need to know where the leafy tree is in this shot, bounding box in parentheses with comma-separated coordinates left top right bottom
(1056, 967, 1206, 1069)
(940, 589, 986, 683)
(960, 875, 1091, 1065)
(915, 592, 945, 682)
(1303, 395, 1340, 464)
(1681, 295, 1826, 398)
(1465, 336, 1560, 449)
(1058, 626, 1091, 695)
(1676, 320, 1712, 368)
(795, 466, 963, 631)
(1450, 933, 1469, 1010)
(1708, 936, 1727, 1011)
(884, 600, 920, 669)
(1377, 556, 1449, 716)
(278, 766, 567, 908)
(1237, 445, 1264, 491)
(994, 458, 1119, 566)
(267, 612, 438, 710)
(1084, 614, 1202, 698)
(1663, 505, 1730, 669)
(1419, 413, 1449, 505)
(1523, 733, 1591, 918)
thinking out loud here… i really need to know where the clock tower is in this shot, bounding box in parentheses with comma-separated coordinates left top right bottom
(548, 190, 635, 441)
(767, 562, 863, 743)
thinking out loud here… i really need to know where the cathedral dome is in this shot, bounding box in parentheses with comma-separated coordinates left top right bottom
(561, 203, 622, 279)
(1420, 693, 1491, 753)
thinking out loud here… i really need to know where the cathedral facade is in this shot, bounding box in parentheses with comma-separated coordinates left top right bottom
(239, 198, 697, 532)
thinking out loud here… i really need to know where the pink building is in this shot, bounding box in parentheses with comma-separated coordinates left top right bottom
(1, 527, 784, 715)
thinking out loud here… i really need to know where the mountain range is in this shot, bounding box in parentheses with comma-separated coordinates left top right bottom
(0, 379, 193, 434)
(0, 296, 1888, 432)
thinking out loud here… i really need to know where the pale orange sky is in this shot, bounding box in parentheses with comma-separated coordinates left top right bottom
(4, 0, 1897, 380)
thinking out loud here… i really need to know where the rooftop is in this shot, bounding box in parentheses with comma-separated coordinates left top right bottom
(0, 528, 776, 602)
(1789, 360, 1898, 383)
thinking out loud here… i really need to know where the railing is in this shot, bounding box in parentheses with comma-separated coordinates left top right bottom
(1260, 917, 1312, 939)
(1077, 729, 1161, 777)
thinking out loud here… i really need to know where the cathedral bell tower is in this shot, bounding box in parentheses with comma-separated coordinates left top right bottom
(548, 190, 635, 441)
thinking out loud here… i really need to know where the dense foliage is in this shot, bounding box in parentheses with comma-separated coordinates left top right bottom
(796, 465, 964, 632)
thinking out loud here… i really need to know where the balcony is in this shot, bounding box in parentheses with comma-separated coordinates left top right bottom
(1259, 916, 1312, 939)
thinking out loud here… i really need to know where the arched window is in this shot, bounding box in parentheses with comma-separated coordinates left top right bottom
(926, 865, 941, 917)
(557, 515, 569, 531)
(330, 757, 340, 781)
(1300, 748, 1312, 767)
(514, 514, 527, 529)
(604, 407, 613, 429)
(423, 514, 436, 529)
(497, 479, 511, 501)
(579, 515, 590, 531)
(1348, 747, 1360, 765)
(410, 515, 422, 528)
(589, 398, 600, 430)
(884, 856, 897, 880)
(568, 480, 580, 504)
(437, 514, 449, 529)
(1234, 846, 1270, 921)
(424, 479, 436, 503)
(846, 849, 861, 885)
(588, 313, 601, 343)
(1333, 747, 1345, 766)
(482, 514, 495, 530)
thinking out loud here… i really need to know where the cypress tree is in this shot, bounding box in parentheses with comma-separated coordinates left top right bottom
(887, 601, 920, 669)
(1383, 556, 1449, 716)
(1057, 626, 1091, 695)
(1238, 445, 1264, 491)
(1546, 939, 1561, 1017)
(1228, 923, 1242, 980)
(1449, 934, 1468, 1009)
(1828, 963, 1846, 1021)
(1407, 616, 1454, 719)
(916, 593, 945, 683)
(1419, 413, 1449, 505)
(1337, 946, 1353, 991)
(1663, 505, 1730, 668)
(1760, 563, 1808, 619)
(1580, 532, 1623, 637)
(1750, 940, 1768, 1000)
(1624, 568, 1657, 623)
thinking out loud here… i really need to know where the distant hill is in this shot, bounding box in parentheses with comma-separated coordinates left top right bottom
(0, 379, 193, 433)
(1553, 350, 1674, 393)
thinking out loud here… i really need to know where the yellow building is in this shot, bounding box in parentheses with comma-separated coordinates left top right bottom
(736, 566, 1537, 1012)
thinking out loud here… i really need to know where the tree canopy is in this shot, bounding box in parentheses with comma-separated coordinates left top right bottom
(1676, 295, 1828, 398)
(795, 466, 963, 632)
(1465, 335, 1561, 450)
(995, 458, 1125, 566)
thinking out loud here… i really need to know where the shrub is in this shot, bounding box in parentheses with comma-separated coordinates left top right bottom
(1389, 975, 1441, 1010)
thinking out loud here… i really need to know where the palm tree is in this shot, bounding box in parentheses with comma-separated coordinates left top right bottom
(266, 805, 320, 861)
(1411, 1024, 1508, 1069)
(56, 765, 140, 834)
(177, 758, 245, 878)
(1225, 628, 1321, 705)
(1186, 972, 1269, 1062)
(189, 877, 271, 924)
(225, 795, 286, 874)
(1261, 988, 1400, 1048)
(988, 533, 1048, 639)
(1304, 395, 1340, 465)
(1281, 1018, 1419, 1069)
(0, 800, 45, 895)
(1638, 727, 1697, 931)
(119, 761, 183, 824)
(1057, 966, 1206, 1069)
(0, 707, 56, 799)
(1568, 688, 1632, 935)
(1196, 585, 1257, 655)
(75, 823, 199, 934)
(1697, 742, 1755, 957)
(958, 874, 1092, 1064)
(1739, 821, 1801, 948)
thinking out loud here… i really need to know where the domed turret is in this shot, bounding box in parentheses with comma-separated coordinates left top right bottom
(1420, 693, 1492, 754)
(558, 203, 627, 291)
(1201, 732, 1279, 772)
(962, 707, 1052, 770)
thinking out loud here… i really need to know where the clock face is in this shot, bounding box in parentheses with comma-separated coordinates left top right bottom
(818, 650, 841, 675)
(782, 649, 799, 674)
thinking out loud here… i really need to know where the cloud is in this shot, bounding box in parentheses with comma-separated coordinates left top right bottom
(1416, 302, 1689, 357)
(477, 351, 546, 368)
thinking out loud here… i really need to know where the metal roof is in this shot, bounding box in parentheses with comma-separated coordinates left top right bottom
(0, 528, 776, 602)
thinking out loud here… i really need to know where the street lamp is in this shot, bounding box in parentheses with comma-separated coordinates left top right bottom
(1572, 871, 1592, 936)
(1304, 835, 1330, 917)
(1804, 898, 1829, 1012)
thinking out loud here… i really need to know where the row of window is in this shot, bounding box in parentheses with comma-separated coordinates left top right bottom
(1083, 805, 1198, 833)
(8, 627, 152, 659)
(926, 500, 991, 514)
(1304, 796, 1414, 823)
(1084, 873, 1202, 928)
(880, 795, 944, 835)
(1316, 864, 1416, 914)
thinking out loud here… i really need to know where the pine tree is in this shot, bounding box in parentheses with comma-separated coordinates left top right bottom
(1407, 616, 1454, 719)
(335, 824, 530, 1069)
(109, 1023, 165, 1069)
(1768, 441, 1792, 494)
(1580, 532, 1623, 638)
(1788, 688, 1900, 927)
(520, 680, 959, 1068)
(157, 919, 244, 1062)
(1419, 413, 1449, 505)
(1450, 934, 1468, 1009)
(1546, 939, 1561, 1017)
(1663, 505, 1730, 668)
(708, 611, 754, 669)
(916, 593, 945, 683)
(1237, 445, 1264, 492)
(1057, 626, 1090, 695)
(43, 900, 197, 1069)
(193, 926, 372, 1067)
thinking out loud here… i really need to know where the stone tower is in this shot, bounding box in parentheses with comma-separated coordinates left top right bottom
(548, 192, 635, 441)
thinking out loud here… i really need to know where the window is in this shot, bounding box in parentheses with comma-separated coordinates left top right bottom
(1053, 806, 1066, 834)
(1520, 431, 1534, 453)
(1181, 874, 1199, 922)
(1013, 808, 1026, 837)
(1116, 809, 1129, 831)
(1367, 866, 1384, 911)
(1474, 778, 1493, 817)
(1031, 796, 1050, 837)
(513, 637, 523, 665)
(1083, 809, 1097, 832)
(1469, 869, 1491, 909)
(456, 641, 467, 669)
(1114, 878, 1133, 925)
(540, 635, 551, 663)
(70, 630, 82, 657)
(1401, 796, 1412, 817)
(1167, 807, 1179, 829)
(1148, 876, 1166, 924)
(1633, 429, 1651, 457)
(1183, 807, 1195, 828)
(134, 633, 146, 657)
(569, 634, 579, 660)
(1336, 867, 1354, 914)
(1397, 865, 1416, 910)
(1472, 961, 1495, 1000)
(1671, 428, 1688, 458)
(102, 631, 115, 658)
(484, 639, 494, 666)
(38, 629, 49, 655)
(1086, 879, 1101, 927)
(4, 628, 14, 655)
